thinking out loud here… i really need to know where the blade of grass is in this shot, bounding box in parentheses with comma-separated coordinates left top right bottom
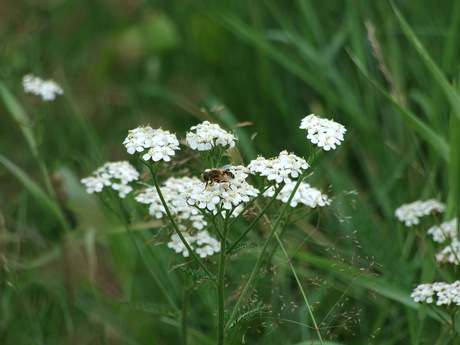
(0, 81, 55, 198)
(391, 1, 460, 123)
(348, 51, 449, 161)
(0, 154, 66, 225)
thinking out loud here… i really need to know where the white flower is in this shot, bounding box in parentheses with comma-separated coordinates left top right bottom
(435, 240, 460, 265)
(167, 230, 220, 258)
(186, 121, 237, 151)
(81, 161, 139, 198)
(395, 199, 445, 226)
(186, 165, 259, 214)
(136, 177, 208, 230)
(411, 281, 460, 306)
(427, 218, 458, 243)
(23, 74, 64, 101)
(123, 126, 180, 162)
(299, 114, 346, 150)
(264, 180, 331, 208)
(248, 151, 309, 184)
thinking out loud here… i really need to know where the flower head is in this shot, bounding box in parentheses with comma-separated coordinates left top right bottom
(248, 151, 309, 184)
(264, 180, 331, 208)
(136, 177, 207, 230)
(123, 126, 180, 162)
(411, 281, 460, 306)
(395, 199, 445, 226)
(23, 74, 64, 101)
(427, 218, 458, 243)
(186, 121, 237, 151)
(81, 161, 139, 198)
(186, 165, 259, 214)
(167, 230, 220, 258)
(299, 114, 346, 150)
(435, 241, 460, 265)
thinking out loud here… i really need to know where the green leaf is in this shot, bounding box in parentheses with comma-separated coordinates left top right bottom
(0, 81, 39, 159)
(391, 2, 460, 123)
(120, 300, 179, 317)
(0, 154, 65, 224)
(173, 264, 217, 281)
(349, 52, 449, 161)
(226, 302, 271, 330)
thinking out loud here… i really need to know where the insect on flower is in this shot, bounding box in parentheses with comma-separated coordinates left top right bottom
(201, 165, 235, 188)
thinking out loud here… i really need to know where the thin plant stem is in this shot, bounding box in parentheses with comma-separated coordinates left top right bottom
(99, 193, 179, 313)
(226, 184, 283, 254)
(216, 225, 229, 345)
(146, 163, 214, 277)
(451, 312, 458, 345)
(226, 171, 308, 330)
(182, 276, 195, 345)
(274, 232, 324, 345)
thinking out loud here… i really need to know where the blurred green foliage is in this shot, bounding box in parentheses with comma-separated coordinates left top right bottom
(1, 0, 459, 344)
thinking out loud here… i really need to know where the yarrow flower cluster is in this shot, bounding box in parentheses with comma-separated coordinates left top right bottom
(411, 281, 460, 306)
(23, 74, 64, 101)
(136, 177, 207, 230)
(264, 181, 331, 208)
(395, 199, 445, 226)
(186, 165, 259, 213)
(123, 126, 180, 162)
(248, 151, 309, 184)
(167, 230, 220, 258)
(299, 114, 346, 151)
(427, 218, 459, 243)
(186, 121, 237, 151)
(81, 161, 139, 198)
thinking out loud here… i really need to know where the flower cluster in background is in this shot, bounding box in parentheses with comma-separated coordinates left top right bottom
(396, 199, 459, 306)
(167, 230, 220, 258)
(411, 281, 460, 306)
(427, 218, 460, 265)
(395, 199, 445, 226)
(248, 151, 309, 184)
(186, 121, 237, 151)
(23, 74, 64, 101)
(264, 180, 331, 208)
(123, 126, 180, 162)
(299, 114, 346, 151)
(81, 161, 139, 198)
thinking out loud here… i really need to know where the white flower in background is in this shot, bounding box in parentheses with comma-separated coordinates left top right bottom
(81, 161, 139, 198)
(248, 151, 309, 184)
(136, 177, 208, 230)
(264, 180, 331, 208)
(435, 241, 460, 265)
(427, 218, 458, 243)
(299, 114, 346, 151)
(411, 281, 460, 306)
(395, 199, 445, 226)
(23, 74, 64, 101)
(186, 121, 237, 151)
(186, 165, 259, 213)
(167, 230, 220, 258)
(123, 126, 180, 162)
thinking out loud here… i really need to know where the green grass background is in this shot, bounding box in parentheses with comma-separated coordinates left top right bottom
(1, 0, 459, 344)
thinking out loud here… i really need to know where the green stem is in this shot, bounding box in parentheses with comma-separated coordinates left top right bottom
(226, 185, 283, 254)
(274, 232, 324, 345)
(100, 193, 179, 312)
(452, 312, 458, 345)
(216, 228, 228, 345)
(226, 172, 308, 329)
(147, 163, 214, 277)
(182, 277, 195, 345)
